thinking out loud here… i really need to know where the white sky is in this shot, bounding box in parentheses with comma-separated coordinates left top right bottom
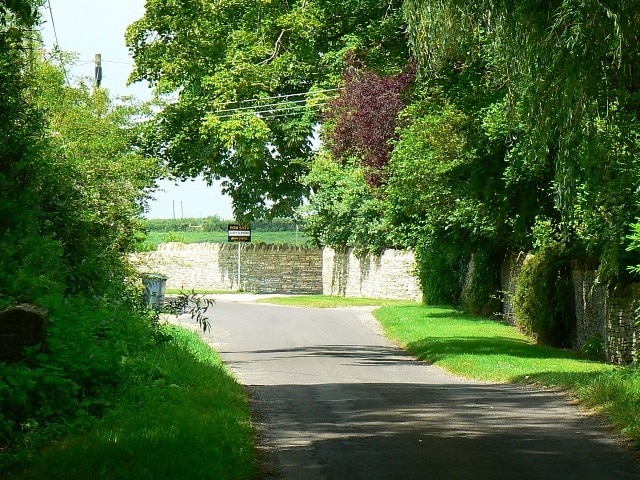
(39, 0, 234, 220)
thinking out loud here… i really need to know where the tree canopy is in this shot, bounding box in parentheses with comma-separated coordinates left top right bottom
(403, 0, 640, 273)
(126, 0, 409, 219)
(1, 1, 160, 301)
(300, 1, 640, 323)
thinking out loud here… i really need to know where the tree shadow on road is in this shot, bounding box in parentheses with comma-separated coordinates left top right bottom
(248, 381, 640, 480)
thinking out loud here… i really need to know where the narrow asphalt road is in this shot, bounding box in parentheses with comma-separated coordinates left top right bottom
(172, 296, 640, 480)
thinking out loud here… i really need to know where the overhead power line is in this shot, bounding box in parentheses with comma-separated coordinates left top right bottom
(211, 88, 341, 120)
(214, 101, 335, 120)
(214, 97, 337, 117)
(47, 0, 60, 49)
(212, 88, 342, 110)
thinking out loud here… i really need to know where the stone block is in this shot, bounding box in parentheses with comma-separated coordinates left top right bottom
(0, 304, 48, 363)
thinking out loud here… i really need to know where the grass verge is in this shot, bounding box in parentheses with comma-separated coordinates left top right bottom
(166, 288, 234, 295)
(256, 295, 418, 308)
(9, 326, 257, 480)
(374, 304, 640, 446)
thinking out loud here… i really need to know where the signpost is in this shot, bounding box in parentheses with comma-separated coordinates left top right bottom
(227, 224, 252, 243)
(227, 224, 251, 290)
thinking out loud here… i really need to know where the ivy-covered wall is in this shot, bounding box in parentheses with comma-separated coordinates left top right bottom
(501, 252, 639, 364)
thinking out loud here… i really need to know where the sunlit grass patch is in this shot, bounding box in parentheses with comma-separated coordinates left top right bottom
(258, 294, 418, 308)
(11, 327, 257, 480)
(374, 304, 640, 445)
(376, 305, 611, 382)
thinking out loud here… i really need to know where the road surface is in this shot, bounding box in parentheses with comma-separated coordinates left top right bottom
(171, 295, 640, 479)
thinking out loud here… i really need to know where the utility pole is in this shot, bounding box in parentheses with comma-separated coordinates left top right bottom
(94, 53, 102, 88)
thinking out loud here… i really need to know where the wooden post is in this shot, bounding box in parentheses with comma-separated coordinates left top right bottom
(94, 53, 102, 88)
(237, 242, 241, 291)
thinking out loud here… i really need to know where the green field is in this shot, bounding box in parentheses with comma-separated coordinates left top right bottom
(139, 230, 311, 249)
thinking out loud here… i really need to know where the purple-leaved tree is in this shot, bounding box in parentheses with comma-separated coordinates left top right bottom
(325, 57, 415, 185)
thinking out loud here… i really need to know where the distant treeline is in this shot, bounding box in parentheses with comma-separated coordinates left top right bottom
(143, 216, 303, 232)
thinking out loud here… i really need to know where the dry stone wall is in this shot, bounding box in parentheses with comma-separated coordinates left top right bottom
(570, 259, 607, 352)
(323, 248, 422, 301)
(500, 252, 528, 326)
(135, 242, 640, 362)
(134, 242, 323, 294)
(500, 252, 639, 364)
(606, 284, 640, 364)
(134, 243, 423, 301)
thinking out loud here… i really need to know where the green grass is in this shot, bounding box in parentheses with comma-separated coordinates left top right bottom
(166, 288, 234, 295)
(376, 305, 609, 381)
(10, 326, 258, 480)
(374, 304, 640, 445)
(257, 295, 418, 308)
(140, 230, 310, 249)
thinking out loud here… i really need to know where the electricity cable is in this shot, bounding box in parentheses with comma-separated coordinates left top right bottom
(46, 0, 60, 49)
(211, 88, 342, 109)
(214, 101, 334, 120)
(211, 89, 341, 119)
(213, 95, 338, 116)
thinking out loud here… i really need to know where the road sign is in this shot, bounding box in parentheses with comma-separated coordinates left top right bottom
(228, 224, 252, 243)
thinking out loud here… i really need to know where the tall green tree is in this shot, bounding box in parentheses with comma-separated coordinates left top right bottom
(384, 85, 515, 307)
(0, 0, 61, 301)
(301, 151, 389, 251)
(404, 0, 640, 275)
(1, 0, 160, 301)
(32, 59, 161, 294)
(126, 0, 408, 219)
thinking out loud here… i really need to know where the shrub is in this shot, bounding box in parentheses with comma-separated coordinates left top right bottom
(0, 293, 158, 471)
(460, 248, 503, 317)
(415, 240, 467, 306)
(513, 244, 574, 347)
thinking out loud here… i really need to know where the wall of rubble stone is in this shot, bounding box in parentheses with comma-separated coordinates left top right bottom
(500, 252, 639, 364)
(133, 242, 323, 294)
(606, 284, 640, 364)
(570, 259, 607, 353)
(134, 243, 639, 362)
(134, 243, 423, 301)
(500, 252, 528, 326)
(322, 248, 423, 301)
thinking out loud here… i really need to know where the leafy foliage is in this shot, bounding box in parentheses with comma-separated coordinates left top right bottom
(404, 0, 640, 275)
(0, 1, 167, 469)
(1, 2, 61, 304)
(32, 61, 161, 295)
(513, 245, 574, 347)
(324, 58, 415, 185)
(126, 0, 409, 219)
(0, 292, 159, 471)
(163, 290, 216, 333)
(383, 91, 513, 306)
(1, 29, 160, 301)
(302, 0, 640, 333)
(301, 152, 389, 252)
